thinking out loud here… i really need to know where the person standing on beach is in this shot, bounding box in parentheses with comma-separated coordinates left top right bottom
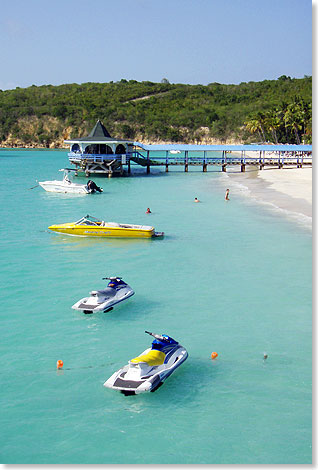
(225, 189, 230, 201)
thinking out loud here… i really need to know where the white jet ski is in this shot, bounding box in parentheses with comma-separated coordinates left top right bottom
(39, 169, 103, 194)
(72, 277, 134, 314)
(104, 331, 188, 395)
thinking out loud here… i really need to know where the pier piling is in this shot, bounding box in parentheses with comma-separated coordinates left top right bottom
(146, 151, 150, 174)
(203, 151, 207, 172)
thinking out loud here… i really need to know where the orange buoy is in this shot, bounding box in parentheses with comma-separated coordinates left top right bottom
(56, 360, 64, 369)
(211, 352, 218, 360)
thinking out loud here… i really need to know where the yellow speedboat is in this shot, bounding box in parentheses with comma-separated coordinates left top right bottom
(48, 215, 164, 238)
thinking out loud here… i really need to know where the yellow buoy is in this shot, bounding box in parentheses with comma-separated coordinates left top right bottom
(211, 352, 218, 360)
(56, 360, 64, 369)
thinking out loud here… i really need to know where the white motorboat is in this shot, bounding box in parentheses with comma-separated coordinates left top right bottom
(39, 169, 103, 194)
(72, 277, 134, 314)
(104, 331, 188, 395)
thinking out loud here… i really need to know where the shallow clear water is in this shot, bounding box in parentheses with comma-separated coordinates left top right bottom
(0, 149, 312, 464)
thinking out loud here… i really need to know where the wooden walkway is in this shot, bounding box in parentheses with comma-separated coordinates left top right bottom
(131, 150, 312, 173)
(68, 144, 312, 176)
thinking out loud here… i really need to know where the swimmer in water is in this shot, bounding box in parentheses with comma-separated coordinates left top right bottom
(225, 189, 230, 201)
(146, 208, 151, 213)
(194, 197, 200, 203)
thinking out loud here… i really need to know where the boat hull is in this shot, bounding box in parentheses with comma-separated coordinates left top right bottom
(39, 181, 89, 194)
(72, 287, 135, 313)
(48, 223, 155, 238)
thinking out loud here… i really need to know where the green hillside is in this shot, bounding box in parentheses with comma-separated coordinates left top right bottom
(0, 76, 312, 147)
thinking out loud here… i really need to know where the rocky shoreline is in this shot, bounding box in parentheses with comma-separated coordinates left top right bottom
(0, 136, 243, 149)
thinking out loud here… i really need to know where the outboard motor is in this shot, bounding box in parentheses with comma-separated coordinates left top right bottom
(87, 180, 103, 193)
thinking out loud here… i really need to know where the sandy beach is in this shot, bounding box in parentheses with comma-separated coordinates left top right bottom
(222, 165, 312, 229)
(257, 166, 312, 207)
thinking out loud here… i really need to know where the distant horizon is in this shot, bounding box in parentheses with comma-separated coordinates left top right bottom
(0, 73, 312, 92)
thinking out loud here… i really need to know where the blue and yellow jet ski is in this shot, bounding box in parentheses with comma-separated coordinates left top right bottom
(103, 331, 188, 395)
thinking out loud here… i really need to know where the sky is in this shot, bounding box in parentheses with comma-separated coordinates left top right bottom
(0, 0, 312, 90)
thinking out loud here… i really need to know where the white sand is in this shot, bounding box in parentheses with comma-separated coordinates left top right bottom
(257, 167, 312, 206)
(222, 165, 312, 228)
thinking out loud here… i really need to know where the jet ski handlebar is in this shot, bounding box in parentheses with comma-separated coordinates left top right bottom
(145, 331, 169, 342)
(102, 277, 122, 280)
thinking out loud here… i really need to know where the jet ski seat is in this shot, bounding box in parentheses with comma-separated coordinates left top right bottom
(90, 288, 116, 296)
(130, 349, 165, 366)
(99, 288, 116, 294)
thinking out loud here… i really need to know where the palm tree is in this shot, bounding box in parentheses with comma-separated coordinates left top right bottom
(303, 103, 312, 143)
(264, 110, 281, 144)
(284, 102, 303, 144)
(244, 117, 266, 142)
(245, 98, 311, 144)
(255, 113, 266, 142)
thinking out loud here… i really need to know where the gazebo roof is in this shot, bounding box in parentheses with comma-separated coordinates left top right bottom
(65, 120, 133, 143)
(86, 119, 112, 139)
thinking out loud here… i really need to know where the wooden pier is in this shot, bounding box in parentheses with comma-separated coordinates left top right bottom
(65, 122, 312, 177)
(131, 144, 312, 174)
(68, 147, 312, 176)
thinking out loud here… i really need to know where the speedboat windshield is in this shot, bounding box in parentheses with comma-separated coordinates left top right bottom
(74, 215, 102, 226)
(59, 169, 74, 183)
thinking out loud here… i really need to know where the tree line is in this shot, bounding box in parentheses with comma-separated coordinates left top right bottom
(244, 95, 311, 144)
(0, 75, 312, 147)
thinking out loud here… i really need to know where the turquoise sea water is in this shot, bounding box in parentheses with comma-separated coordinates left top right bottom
(0, 150, 312, 464)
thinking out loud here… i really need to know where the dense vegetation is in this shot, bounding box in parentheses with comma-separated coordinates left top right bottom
(0, 76, 312, 147)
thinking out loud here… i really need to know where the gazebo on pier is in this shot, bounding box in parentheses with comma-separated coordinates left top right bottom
(65, 120, 134, 177)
